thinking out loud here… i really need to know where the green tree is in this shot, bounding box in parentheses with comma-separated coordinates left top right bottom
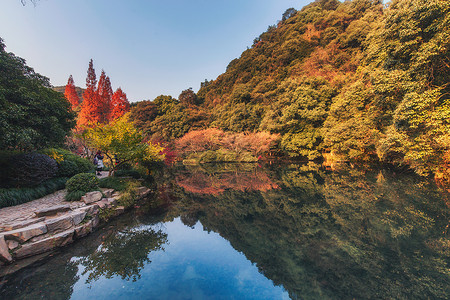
(83, 113, 164, 175)
(0, 38, 75, 151)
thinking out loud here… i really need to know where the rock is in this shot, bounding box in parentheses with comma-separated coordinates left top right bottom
(106, 198, 118, 206)
(4, 223, 48, 243)
(97, 199, 110, 209)
(6, 240, 19, 250)
(45, 215, 73, 233)
(136, 187, 151, 196)
(14, 230, 74, 259)
(71, 211, 87, 226)
(114, 206, 125, 217)
(91, 215, 100, 228)
(74, 221, 92, 238)
(34, 205, 71, 217)
(78, 204, 99, 216)
(102, 189, 114, 198)
(0, 235, 13, 263)
(0, 217, 46, 232)
(81, 191, 102, 204)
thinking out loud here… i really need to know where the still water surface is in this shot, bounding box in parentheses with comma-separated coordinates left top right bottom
(0, 163, 449, 299)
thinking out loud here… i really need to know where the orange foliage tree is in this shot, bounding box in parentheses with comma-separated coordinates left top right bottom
(64, 75, 80, 110)
(77, 60, 129, 128)
(77, 59, 100, 127)
(111, 88, 130, 120)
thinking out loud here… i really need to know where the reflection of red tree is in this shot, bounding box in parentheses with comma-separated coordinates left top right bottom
(176, 170, 279, 195)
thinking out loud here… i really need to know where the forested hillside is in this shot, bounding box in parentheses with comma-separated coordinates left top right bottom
(130, 0, 449, 182)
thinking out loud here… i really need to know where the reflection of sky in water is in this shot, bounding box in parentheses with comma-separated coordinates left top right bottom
(71, 218, 289, 300)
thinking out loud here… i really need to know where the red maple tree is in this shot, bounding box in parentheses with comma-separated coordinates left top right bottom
(111, 87, 130, 120)
(64, 75, 80, 110)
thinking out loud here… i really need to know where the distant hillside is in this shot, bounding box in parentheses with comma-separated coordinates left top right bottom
(53, 85, 85, 101)
(130, 0, 450, 182)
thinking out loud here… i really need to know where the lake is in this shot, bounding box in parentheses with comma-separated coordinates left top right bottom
(0, 163, 449, 299)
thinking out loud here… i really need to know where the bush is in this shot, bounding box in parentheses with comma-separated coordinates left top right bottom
(42, 148, 94, 176)
(114, 169, 142, 179)
(0, 177, 68, 208)
(66, 173, 99, 194)
(65, 190, 87, 202)
(57, 160, 79, 177)
(99, 177, 128, 191)
(0, 150, 20, 188)
(10, 152, 58, 187)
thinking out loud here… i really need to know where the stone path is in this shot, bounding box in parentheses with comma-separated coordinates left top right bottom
(0, 171, 109, 226)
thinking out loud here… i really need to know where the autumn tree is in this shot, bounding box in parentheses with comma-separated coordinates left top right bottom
(64, 75, 80, 111)
(97, 70, 113, 123)
(111, 88, 130, 121)
(83, 113, 164, 175)
(77, 59, 100, 127)
(179, 88, 198, 106)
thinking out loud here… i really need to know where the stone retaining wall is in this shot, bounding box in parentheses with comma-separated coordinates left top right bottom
(0, 187, 151, 266)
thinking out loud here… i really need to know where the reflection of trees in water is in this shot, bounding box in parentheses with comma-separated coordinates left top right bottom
(172, 163, 450, 299)
(79, 226, 167, 284)
(175, 163, 279, 195)
(0, 213, 169, 299)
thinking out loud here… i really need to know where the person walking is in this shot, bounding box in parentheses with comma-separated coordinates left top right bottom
(94, 151, 104, 175)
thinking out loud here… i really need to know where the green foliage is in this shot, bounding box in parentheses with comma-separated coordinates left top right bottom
(0, 38, 75, 151)
(41, 148, 94, 177)
(66, 173, 99, 194)
(0, 177, 67, 208)
(113, 169, 142, 179)
(9, 152, 58, 187)
(99, 177, 128, 191)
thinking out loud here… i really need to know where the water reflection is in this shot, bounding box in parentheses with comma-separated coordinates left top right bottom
(0, 163, 448, 299)
(166, 163, 450, 299)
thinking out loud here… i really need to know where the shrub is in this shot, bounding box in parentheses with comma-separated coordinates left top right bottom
(99, 177, 128, 191)
(65, 190, 86, 202)
(114, 169, 142, 179)
(10, 152, 58, 187)
(66, 173, 99, 194)
(0, 150, 20, 188)
(57, 160, 79, 177)
(0, 177, 67, 208)
(42, 148, 94, 176)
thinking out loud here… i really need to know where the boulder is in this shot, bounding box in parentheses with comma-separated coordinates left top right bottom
(6, 240, 19, 250)
(114, 206, 125, 217)
(45, 215, 74, 233)
(4, 223, 48, 243)
(71, 211, 87, 226)
(136, 187, 151, 196)
(81, 191, 102, 204)
(34, 205, 71, 217)
(102, 189, 114, 198)
(78, 204, 99, 216)
(0, 235, 13, 263)
(91, 215, 100, 228)
(97, 199, 111, 209)
(0, 217, 46, 232)
(74, 221, 93, 238)
(14, 230, 74, 259)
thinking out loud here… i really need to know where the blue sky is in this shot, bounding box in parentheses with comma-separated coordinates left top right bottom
(0, 0, 311, 102)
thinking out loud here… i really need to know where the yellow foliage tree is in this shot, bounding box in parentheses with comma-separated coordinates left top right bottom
(83, 113, 164, 175)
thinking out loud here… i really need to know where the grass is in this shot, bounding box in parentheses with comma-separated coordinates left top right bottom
(0, 177, 68, 209)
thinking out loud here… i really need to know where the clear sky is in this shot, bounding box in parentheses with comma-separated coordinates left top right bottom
(0, 0, 311, 102)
